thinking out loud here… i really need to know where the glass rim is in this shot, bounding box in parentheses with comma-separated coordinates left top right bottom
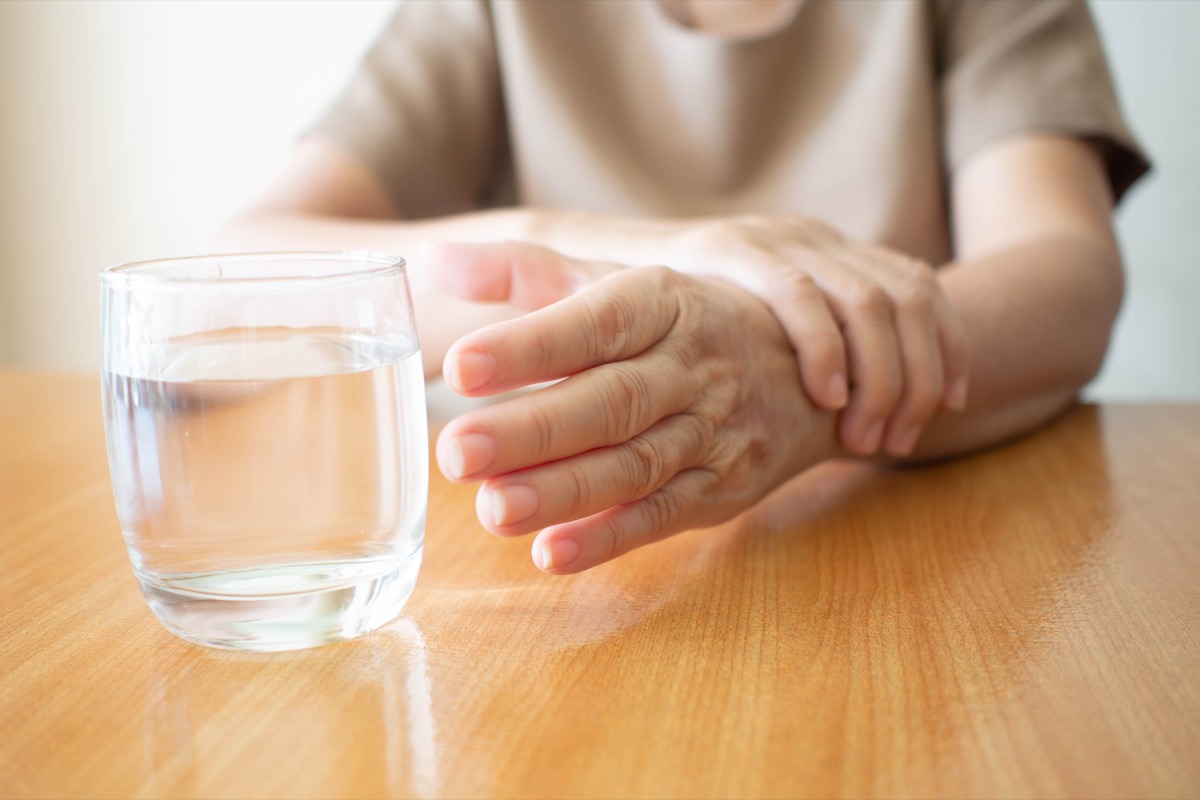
(99, 251, 406, 287)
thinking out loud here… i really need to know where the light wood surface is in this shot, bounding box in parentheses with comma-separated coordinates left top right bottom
(2, 370, 1198, 799)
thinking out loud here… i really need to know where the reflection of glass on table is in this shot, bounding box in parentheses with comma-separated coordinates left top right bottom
(141, 617, 439, 798)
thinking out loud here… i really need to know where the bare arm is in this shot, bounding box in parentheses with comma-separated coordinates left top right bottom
(224, 133, 1123, 461)
(912, 133, 1123, 458)
(223, 138, 972, 457)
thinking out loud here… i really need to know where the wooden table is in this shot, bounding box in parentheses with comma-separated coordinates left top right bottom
(2, 370, 1198, 799)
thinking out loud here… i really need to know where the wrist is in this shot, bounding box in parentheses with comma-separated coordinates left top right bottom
(705, 272, 848, 480)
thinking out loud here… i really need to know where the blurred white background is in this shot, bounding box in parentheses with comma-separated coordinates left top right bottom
(0, 0, 1196, 399)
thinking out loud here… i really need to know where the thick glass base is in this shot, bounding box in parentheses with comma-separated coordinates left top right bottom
(137, 552, 422, 652)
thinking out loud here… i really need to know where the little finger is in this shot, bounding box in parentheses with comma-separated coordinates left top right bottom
(530, 468, 720, 574)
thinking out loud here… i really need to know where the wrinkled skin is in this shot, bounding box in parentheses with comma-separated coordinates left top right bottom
(435, 244, 840, 574)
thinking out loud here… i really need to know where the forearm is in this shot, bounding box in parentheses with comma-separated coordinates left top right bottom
(218, 202, 1120, 465)
(905, 232, 1123, 460)
(217, 208, 539, 377)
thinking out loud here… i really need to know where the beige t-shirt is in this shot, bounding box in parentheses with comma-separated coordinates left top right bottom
(311, 0, 1148, 264)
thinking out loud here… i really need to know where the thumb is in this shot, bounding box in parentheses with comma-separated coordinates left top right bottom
(422, 241, 623, 312)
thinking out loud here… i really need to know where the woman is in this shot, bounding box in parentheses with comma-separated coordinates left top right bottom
(224, 0, 1148, 574)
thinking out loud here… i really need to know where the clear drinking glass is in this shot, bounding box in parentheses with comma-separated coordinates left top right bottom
(100, 252, 428, 651)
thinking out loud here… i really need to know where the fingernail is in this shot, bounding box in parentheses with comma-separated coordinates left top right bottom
(862, 420, 885, 454)
(891, 425, 920, 456)
(491, 484, 539, 528)
(827, 372, 848, 408)
(443, 432, 496, 479)
(448, 350, 496, 393)
(537, 538, 580, 570)
(946, 376, 969, 412)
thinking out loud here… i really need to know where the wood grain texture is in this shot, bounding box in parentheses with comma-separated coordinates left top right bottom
(1, 370, 1198, 799)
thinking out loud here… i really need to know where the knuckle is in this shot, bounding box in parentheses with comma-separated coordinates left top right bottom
(900, 255, 935, 282)
(580, 293, 634, 362)
(641, 265, 680, 295)
(562, 464, 592, 516)
(627, 265, 680, 332)
(623, 435, 669, 500)
(681, 411, 718, 458)
(846, 281, 891, 319)
(595, 365, 654, 444)
(639, 487, 685, 544)
(770, 272, 827, 330)
(779, 270, 820, 301)
(894, 275, 936, 315)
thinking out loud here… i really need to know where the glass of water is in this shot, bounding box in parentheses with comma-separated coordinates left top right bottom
(100, 252, 428, 651)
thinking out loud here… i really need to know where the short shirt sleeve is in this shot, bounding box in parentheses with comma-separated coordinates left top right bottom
(938, 0, 1150, 202)
(306, 0, 509, 218)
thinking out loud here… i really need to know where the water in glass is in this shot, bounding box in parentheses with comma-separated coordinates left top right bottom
(102, 327, 427, 650)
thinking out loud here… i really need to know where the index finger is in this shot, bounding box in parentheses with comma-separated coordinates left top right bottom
(445, 265, 682, 396)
